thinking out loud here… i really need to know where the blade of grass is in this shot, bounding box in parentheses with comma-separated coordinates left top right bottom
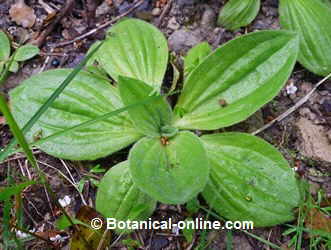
(10, 92, 178, 156)
(0, 41, 103, 162)
(0, 94, 39, 169)
(226, 230, 233, 250)
(0, 95, 91, 248)
(2, 167, 13, 250)
(0, 50, 16, 87)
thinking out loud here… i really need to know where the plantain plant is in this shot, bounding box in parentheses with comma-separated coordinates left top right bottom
(9, 19, 301, 228)
(0, 31, 39, 76)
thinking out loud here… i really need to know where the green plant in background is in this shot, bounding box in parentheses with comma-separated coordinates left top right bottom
(0, 31, 39, 77)
(217, 0, 261, 31)
(279, 0, 331, 76)
(8, 19, 301, 229)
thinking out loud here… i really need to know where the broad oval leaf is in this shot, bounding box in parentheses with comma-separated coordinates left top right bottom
(279, 0, 331, 76)
(10, 69, 142, 160)
(218, 0, 260, 31)
(129, 131, 209, 204)
(97, 19, 168, 91)
(174, 30, 299, 130)
(118, 76, 173, 137)
(14, 44, 39, 62)
(0, 31, 10, 61)
(201, 133, 300, 227)
(184, 42, 212, 78)
(96, 161, 156, 232)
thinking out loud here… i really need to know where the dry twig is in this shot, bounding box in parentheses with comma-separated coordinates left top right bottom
(31, 0, 75, 47)
(51, 0, 144, 48)
(252, 73, 331, 135)
(156, 0, 173, 27)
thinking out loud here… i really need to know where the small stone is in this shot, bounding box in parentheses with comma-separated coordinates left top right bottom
(96, 1, 112, 16)
(200, 6, 216, 28)
(168, 29, 202, 53)
(177, 0, 196, 6)
(51, 58, 60, 67)
(151, 7, 161, 16)
(167, 17, 180, 30)
(321, 99, 331, 115)
(58, 195, 71, 207)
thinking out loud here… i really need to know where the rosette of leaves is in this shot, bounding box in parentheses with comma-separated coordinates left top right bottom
(10, 19, 301, 227)
(218, 0, 260, 31)
(279, 0, 331, 76)
(0, 31, 39, 74)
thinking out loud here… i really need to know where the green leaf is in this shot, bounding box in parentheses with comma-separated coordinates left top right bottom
(174, 30, 299, 130)
(0, 181, 36, 201)
(184, 42, 212, 78)
(129, 131, 209, 204)
(218, 0, 261, 31)
(8, 61, 18, 73)
(14, 44, 39, 62)
(0, 31, 10, 61)
(201, 132, 300, 227)
(279, 0, 331, 76)
(182, 218, 195, 243)
(56, 215, 88, 230)
(96, 161, 156, 233)
(97, 19, 168, 91)
(186, 197, 200, 214)
(118, 76, 173, 136)
(0, 41, 103, 162)
(10, 69, 142, 160)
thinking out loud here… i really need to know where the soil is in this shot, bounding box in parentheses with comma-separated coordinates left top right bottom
(0, 0, 331, 249)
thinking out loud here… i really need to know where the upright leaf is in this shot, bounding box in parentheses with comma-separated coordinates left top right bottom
(201, 133, 300, 227)
(218, 0, 261, 31)
(118, 76, 173, 136)
(279, 0, 331, 76)
(129, 131, 209, 204)
(96, 161, 156, 232)
(184, 42, 212, 78)
(10, 69, 142, 160)
(0, 181, 36, 201)
(0, 31, 10, 61)
(174, 30, 299, 130)
(97, 19, 168, 91)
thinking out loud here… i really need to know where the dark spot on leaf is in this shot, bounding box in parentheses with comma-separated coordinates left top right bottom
(218, 99, 228, 107)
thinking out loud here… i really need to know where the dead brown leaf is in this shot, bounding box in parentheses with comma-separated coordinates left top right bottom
(70, 206, 111, 250)
(9, 0, 36, 28)
(305, 207, 331, 234)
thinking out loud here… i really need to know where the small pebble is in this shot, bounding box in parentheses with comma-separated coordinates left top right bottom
(152, 7, 161, 16)
(58, 195, 71, 207)
(51, 58, 60, 67)
(167, 17, 180, 30)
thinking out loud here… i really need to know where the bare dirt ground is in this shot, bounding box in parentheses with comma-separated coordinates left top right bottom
(0, 0, 331, 249)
